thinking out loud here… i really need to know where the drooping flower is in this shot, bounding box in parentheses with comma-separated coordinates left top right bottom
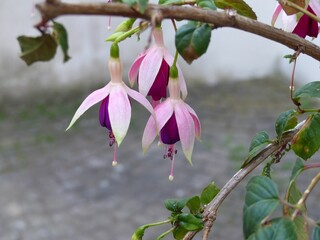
(67, 56, 154, 166)
(128, 27, 187, 104)
(272, 1, 320, 38)
(142, 71, 201, 180)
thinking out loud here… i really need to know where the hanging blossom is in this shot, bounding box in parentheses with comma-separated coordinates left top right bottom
(142, 68, 201, 181)
(128, 27, 187, 106)
(272, 0, 320, 38)
(66, 47, 155, 166)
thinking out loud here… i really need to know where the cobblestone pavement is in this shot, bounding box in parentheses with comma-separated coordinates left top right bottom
(1, 77, 319, 240)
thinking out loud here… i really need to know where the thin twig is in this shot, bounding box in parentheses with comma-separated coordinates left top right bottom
(291, 171, 320, 220)
(183, 121, 305, 240)
(35, 2, 320, 61)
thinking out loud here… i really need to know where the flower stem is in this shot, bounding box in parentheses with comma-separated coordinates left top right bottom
(144, 219, 172, 228)
(291, 171, 320, 220)
(281, 0, 320, 23)
(156, 227, 175, 240)
(304, 163, 320, 170)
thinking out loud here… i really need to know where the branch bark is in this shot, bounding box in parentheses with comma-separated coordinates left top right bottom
(35, 1, 320, 61)
(183, 121, 305, 240)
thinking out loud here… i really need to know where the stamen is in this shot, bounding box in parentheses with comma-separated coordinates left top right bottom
(162, 145, 177, 181)
(107, 0, 112, 30)
(169, 145, 176, 181)
(112, 143, 118, 167)
(109, 131, 116, 147)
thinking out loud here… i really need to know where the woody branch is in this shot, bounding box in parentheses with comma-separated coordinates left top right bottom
(35, 1, 320, 61)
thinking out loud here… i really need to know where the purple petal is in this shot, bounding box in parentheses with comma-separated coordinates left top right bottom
(99, 96, 111, 130)
(293, 6, 319, 38)
(138, 47, 163, 96)
(108, 84, 131, 146)
(66, 84, 111, 130)
(128, 52, 146, 87)
(175, 101, 195, 164)
(147, 59, 169, 101)
(160, 114, 180, 144)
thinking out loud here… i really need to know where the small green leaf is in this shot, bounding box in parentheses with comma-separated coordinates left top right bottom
(312, 225, 320, 240)
(243, 176, 279, 239)
(242, 131, 270, 167)
(197, 0, 216, 10)
(213, 0, 257, 19)
(175, 23, 211, 64)
(283, 54, 295, 64)
(275, 110, 298, 138)
(122, 0, 148, 13)
(186, 196, 201, 213)
(164, 198, 187, 212)
(178, 213, 204, 231)
(173, 226, 188, 240)
(17, 34, 57, 65)
(52, 21, 71, 62)
(292, 113, 320, 160)
(249, 131, 269, 152)
(115, 18, 135, 32)
(159, 0, 183, 4)
(200, 182, 220, 205)
(293, 81, 320, 103)
(248, 218, 297, 240)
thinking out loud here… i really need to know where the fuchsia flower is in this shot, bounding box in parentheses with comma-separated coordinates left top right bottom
(272, 1, 320, 38)
(128, 27, 187, 104)
(67, 57, 154, 166)
(142, 75, 201, 180)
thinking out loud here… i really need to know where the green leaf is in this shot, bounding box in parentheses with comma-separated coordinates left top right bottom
(17, 34, 57, 65)
(249, 131, 269, 152)
(293, 81, 320, 103)
(200, 182, 220, 205)
(115, 18, 135, 32)
(243, 176, 279, 239)
(164, 198, 187, 213)
(178, 213, 204, 231)
(248, 218, 297, 240)
(275, 110, 298, 138)
(197, 0, 217, 10)
(242, 131, 270, 167)
(186, 196, 201, 213)
(292, 113, 320, 160)
(52, 21, 71, 63)
(173, 226, 188, 240)
(159, 0, 183, 4)
(175, 23, 211, 64)
(213, 0, 257, 19)
(122, 0, 148, 13)
(312, 225, 320, 240)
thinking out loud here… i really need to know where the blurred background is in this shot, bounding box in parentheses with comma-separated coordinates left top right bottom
(1, 0, 320, 239)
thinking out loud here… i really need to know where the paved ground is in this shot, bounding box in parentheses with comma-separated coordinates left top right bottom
(1, 76, 319, 240)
